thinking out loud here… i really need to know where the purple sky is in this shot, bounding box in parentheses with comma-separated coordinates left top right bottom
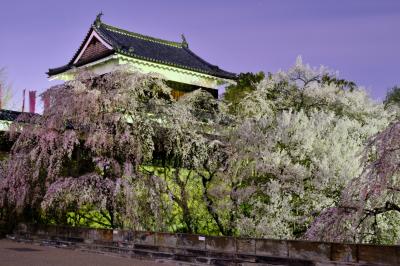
(1, 0, 399, 111)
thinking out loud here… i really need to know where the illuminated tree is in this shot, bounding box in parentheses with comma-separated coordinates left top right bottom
(221, 57, 392, 239)
(307, 121, 400, 244)
(1, 58, 396, 243)
(0, 68, 12, 109)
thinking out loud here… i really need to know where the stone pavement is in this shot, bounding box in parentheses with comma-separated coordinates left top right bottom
(0, 239, 175, 266)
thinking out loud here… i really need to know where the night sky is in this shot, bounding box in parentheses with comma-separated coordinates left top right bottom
(1, 0, 399, 111)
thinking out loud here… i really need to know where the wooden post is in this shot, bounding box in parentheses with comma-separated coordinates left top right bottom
(22, 89, 26, 112)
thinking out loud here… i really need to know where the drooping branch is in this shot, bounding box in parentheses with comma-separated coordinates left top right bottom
(307, 120, 400, 243)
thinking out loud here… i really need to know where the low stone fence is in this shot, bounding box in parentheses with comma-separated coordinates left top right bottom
(10, 224, 400, 265)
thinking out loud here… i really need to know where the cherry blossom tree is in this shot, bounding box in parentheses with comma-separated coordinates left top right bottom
(0, 68, 226, 233)
(218, 57, 393, 239)
(307, 120, 400, 244)
(1, 58, 396, 243)
(0, 68, 13, 109)
(0, 69, 191, 229)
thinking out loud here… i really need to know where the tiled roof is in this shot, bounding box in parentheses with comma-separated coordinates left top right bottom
(0, 109, 38, 122)
(0, 109, 22, 121)
(48, 17, 236, 80)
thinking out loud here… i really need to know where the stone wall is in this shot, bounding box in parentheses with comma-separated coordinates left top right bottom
(10, 224, 400, 265)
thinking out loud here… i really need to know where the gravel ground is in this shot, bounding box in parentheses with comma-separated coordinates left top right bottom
(0, 239, 175, 266)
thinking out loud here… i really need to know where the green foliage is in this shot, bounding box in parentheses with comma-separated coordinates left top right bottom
(321, 74, 357, 91)
(140, 165, 221, 235)
(384, 85, 400, 108)
(223, 72, 265, 114)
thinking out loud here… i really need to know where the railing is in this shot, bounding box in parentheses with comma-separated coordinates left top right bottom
(11, 223, 400, 265)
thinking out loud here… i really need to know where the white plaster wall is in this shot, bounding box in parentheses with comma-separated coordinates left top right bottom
(50, 55, 234, 90)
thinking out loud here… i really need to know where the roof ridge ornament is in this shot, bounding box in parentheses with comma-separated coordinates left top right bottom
(181, 34, 188, 48)
(94, 12, 103, 27)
